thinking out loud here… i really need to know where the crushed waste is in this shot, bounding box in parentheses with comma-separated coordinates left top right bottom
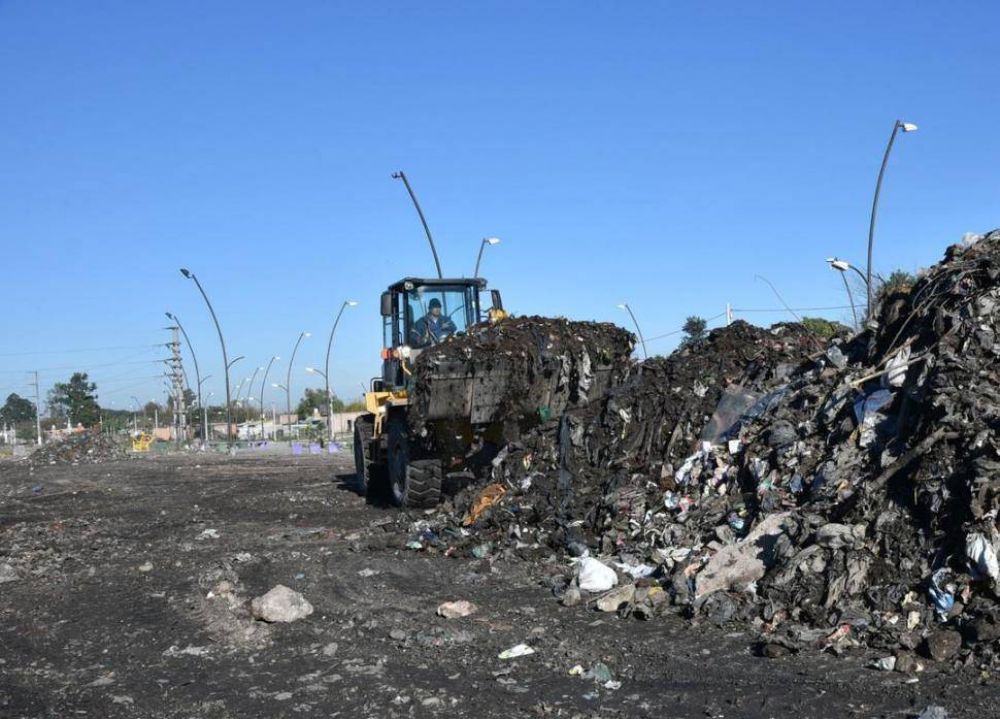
(388, 229, 1000, 669)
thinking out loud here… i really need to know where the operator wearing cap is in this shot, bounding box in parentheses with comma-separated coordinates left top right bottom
(411, 298, 457, 347)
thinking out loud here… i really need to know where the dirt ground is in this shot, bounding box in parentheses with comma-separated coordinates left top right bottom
(1, 452, 997, 718)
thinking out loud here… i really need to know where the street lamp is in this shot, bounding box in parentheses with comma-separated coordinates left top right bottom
(259, 355, 280, 440)
(232, 376, 249, 427)
(866, 119, 918, 322)
(474, 237, 501, 278)
(321, 300, 358, 441)
(305, 367, 331, 440)
(180, 268, 235, 448)
(243, 366, 263, 432)
(285, 332, 310, 440)
(616, 303, 648, 360)
(825, 257, 869, 328)
(165, 311, 206, 449)
(392, 170, 443, 279)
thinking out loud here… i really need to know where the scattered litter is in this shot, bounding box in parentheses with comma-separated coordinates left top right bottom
(498, 643, 535, 659)
(577, 558, 618, 593)
(463, 484, 507, 526)
(437, 600, 478, 619)
(163, 645, 212, 657)
(915, 706, 949, 719)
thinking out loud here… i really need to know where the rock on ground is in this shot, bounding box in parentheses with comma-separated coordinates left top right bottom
(250, 585, 314, 623)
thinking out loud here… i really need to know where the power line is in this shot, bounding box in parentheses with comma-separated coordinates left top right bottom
(644, 312, 728, 343)
(731, 305, 854, 313)
(0, 343, 161, 358)
(0, 347, 162, 375)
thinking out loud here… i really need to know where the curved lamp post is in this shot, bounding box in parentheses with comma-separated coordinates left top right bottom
(180, 268, 235, 448)
(473, 237, 501, 278)
(243, 366, 263, 433)
(866, 120, 918, 321)
(284, 331, 310, 439)
(197, 374, 212, 443)
(272, 382, 288, 438)
(232, 376, 249, 427)
(616, 303, 648, 359)
(825, 257, 869, 328)
(320, 300, 358, 441)
(259, 355, 280, 440)
(305, 366, 335, 441)
(165, 311, 206, 448)
(392, 170, 443, 279)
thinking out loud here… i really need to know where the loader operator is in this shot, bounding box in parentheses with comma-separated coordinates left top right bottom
(411, 298, 456, 347)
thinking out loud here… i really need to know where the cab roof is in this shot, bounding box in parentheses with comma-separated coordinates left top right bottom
(388, 277, 488, 292)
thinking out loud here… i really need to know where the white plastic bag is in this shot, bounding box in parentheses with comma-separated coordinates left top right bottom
(577, 557, 618, 593)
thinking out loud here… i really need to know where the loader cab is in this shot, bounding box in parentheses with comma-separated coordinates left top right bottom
(379, 277, 494, 390)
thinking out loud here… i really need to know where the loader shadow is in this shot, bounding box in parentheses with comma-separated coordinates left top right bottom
(332, 470, 395, 508)
(333, 471, 363, 497)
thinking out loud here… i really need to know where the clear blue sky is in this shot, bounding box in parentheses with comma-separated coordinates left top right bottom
(1, 1, 997, 411)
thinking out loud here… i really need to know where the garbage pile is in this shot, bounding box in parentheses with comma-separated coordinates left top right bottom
(416, 229, 1000, 667)
(24, 432, 131, 466)
(409, 315, 635, 439)
(440, 320, 826, 554)
(572, 320, 825, 473)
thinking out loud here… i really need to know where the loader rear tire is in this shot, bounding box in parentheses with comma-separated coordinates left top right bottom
(387, 414, 442, 508)
(355, 414, 388, 501)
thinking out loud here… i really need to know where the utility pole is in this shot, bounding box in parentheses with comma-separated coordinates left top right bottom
(726, 304, 733, 326)
(166, 326, 187, 449)
(30, 371, 42, 445)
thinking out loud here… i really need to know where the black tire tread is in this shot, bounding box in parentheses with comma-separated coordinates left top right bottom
(354, 415, 374, 495)
(403, 459, 442, 508)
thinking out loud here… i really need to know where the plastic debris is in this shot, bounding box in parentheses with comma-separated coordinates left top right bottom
(436, 600, 477, 619)
(497, 643, 535, 659)
(577, 558, 618, 593)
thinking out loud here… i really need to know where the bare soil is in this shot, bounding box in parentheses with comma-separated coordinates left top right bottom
(1, 453, 996, 718)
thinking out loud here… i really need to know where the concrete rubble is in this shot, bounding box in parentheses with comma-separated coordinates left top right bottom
(250, 584, 314, 623)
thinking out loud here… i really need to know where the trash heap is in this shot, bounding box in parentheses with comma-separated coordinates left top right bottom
(421, 229, 1000, 666)
(408, 316, 635, 439)
(443, 320, 826, 555)
(24, 432, 131, 466)
(572, 320, 825, 474)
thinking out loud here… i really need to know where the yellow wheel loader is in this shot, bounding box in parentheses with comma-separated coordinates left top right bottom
(354, 276, 510, 508)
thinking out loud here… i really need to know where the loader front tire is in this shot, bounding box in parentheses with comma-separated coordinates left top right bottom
(401, 459, 443, 508)
(387, 414, 442, 508)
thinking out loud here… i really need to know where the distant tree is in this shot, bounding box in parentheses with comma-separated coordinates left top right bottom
(801, 316, 840, 339)
(343, 398, 367, 412)
(880, 269, 916, 296)
(165, 389, 196, 412)
(680, 316, 708, 348)
(47, 372, 100, 426)
(297, 388, 329, 418)
(1, 393, 36, 424)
